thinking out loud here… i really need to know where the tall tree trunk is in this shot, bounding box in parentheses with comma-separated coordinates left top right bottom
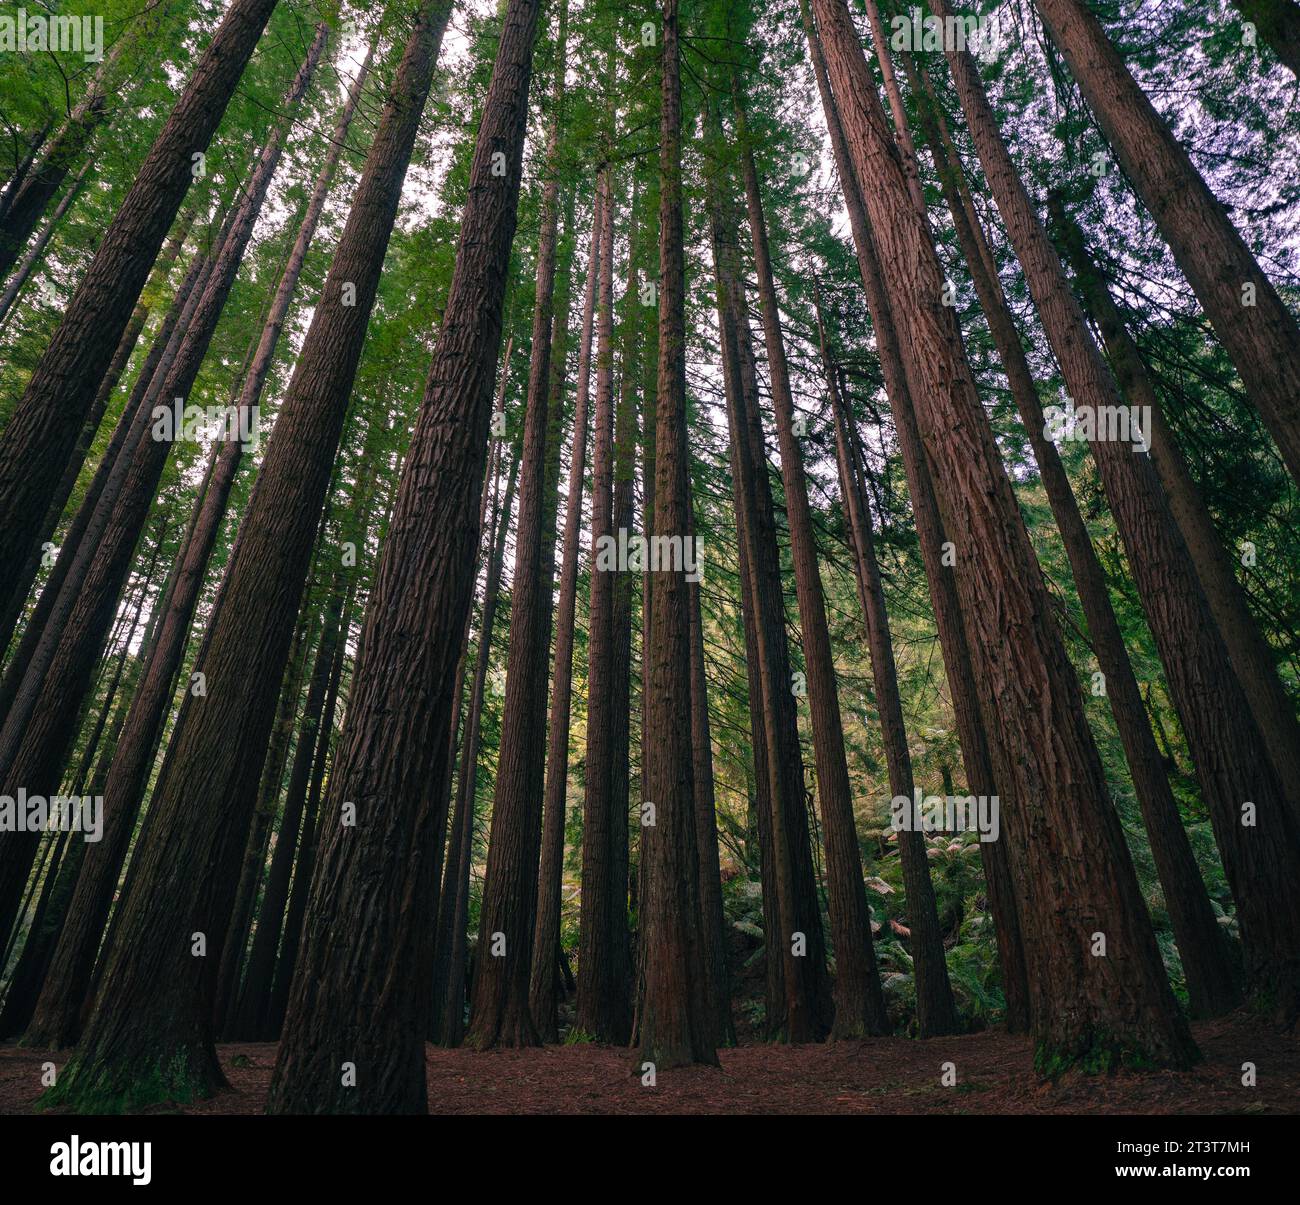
(605, 190, 639, 1054)
(733, 90, 896, 1040)
(703, 156, 791, 1040)
(811, 0, 1196, 1070)
(1052, 199, 1300, 833)
(0, 542, 157, 1039)
(686, 510, 735, 1047)
(0, 219, 204, 719)
(897, 47, 1240, 1020)
(828, 342, 962, 1037)
(43, 5, 454, 1114)
(0, 150, 95, 329)
(0, 0, 279, 614)
(935, 3, 1300, 1022)
(0, 120, 51, 229)
(707, 151, 833, 1043)
(213, 597, 316, 1035)
(576, 167, 634, 1043)
(0, 207, 193, 667)
(267, 578, 357, 1038)
(28, 40, 374, 1053)
(433, 449, 521, 1047)
(268, 0, 540, 1113)
(1029, 0, 1300, 484)
(636, 0, 718, 1071)
(466, 11, 571, 1052)
(0, 28, 329, 949)
(798, 0, 1029, 1033)
(231, 574, 349, 1040)
(0, 19, 138, 281)
(530, 167, 600, 1043)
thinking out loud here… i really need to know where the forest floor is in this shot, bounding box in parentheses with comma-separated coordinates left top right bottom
(0, 1010, 1295, 1114)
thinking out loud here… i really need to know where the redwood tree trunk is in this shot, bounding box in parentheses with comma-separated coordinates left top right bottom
(43, 5, 453, 1114)
(686, 510, 736, 1047)
(0, 0, 279, 618)
(0, 222, 206, 726)
(213, 599, 316, 1035)
(468, 7, 571, 1051)
(1052, 200, 1300, 833)
(0, 28, 328, 951)
(269, 0, 540, 1113)
(934, 1, 1300, 1022)
(798, 0, 1029, 1033)
(530, 160, 600, 1042)
(636, 0, 718, 1070)
(576, 168, 633, 1044)
(734, 94, 894, 1039)
(899, 46, 1240, 1020)
(1031, 0, 1300, 485)
(708, 158, 832, 1043)
(812, 0, 1195, 1070)
(432, 450, 520, 1047)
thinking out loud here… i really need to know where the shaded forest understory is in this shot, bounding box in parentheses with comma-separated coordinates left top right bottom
(4, 1012, 1296, 1115)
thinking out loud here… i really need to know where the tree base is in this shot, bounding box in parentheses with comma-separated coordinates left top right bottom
(1033, 1028, 1200, 1080)
(40, 1042, 226, 1114)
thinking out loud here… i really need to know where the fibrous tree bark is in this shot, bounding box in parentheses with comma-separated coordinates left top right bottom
(798, 0, 1029, 1033)
(1029, 0, 1300, 485)
(432, 444, 520, 1047)
(636, 0, 718, 1070)
(0, 0, 280, 621)
(733, 86, 894, 1039)
(43, 5, 453, 1114)
(269, 0, 541, 1112)
(896, 44, 1240, 1020)
(812, 0, 1196, 1070)
(531, 162, 600, 1043)
(934, 0, 1300, 1022)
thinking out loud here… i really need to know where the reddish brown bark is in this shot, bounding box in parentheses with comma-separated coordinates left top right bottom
(798, 0, 1030, 1033)
(636, 0, 718, 1070)
(214, 600, 316, 1035)
(468, 7, 571, 1051)
(0, 210, 192, 668)
(0, 29, 328, 956)
(1032, 0, 1300, 484)
(531, 169, 601, 1041)
(686, 510, 736, 1048)
(0, 0, 279, 620)
(269, 0, 540, 1112)
(432, 446, 520, 1047)
(934, 1, 1300, 1022)
(812, 0, 1195, 1069)
(734, 93, 895, 1040)
(576, 167, 634, 1043)
(44, 6, 453, 1114)
(899, 48, 1240, 1020)
(1052, 201, 1300, 834)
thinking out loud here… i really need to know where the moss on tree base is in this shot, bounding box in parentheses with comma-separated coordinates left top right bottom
(1033, 1029, 1201, 1080)
(39, 1045, 226, 1115)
